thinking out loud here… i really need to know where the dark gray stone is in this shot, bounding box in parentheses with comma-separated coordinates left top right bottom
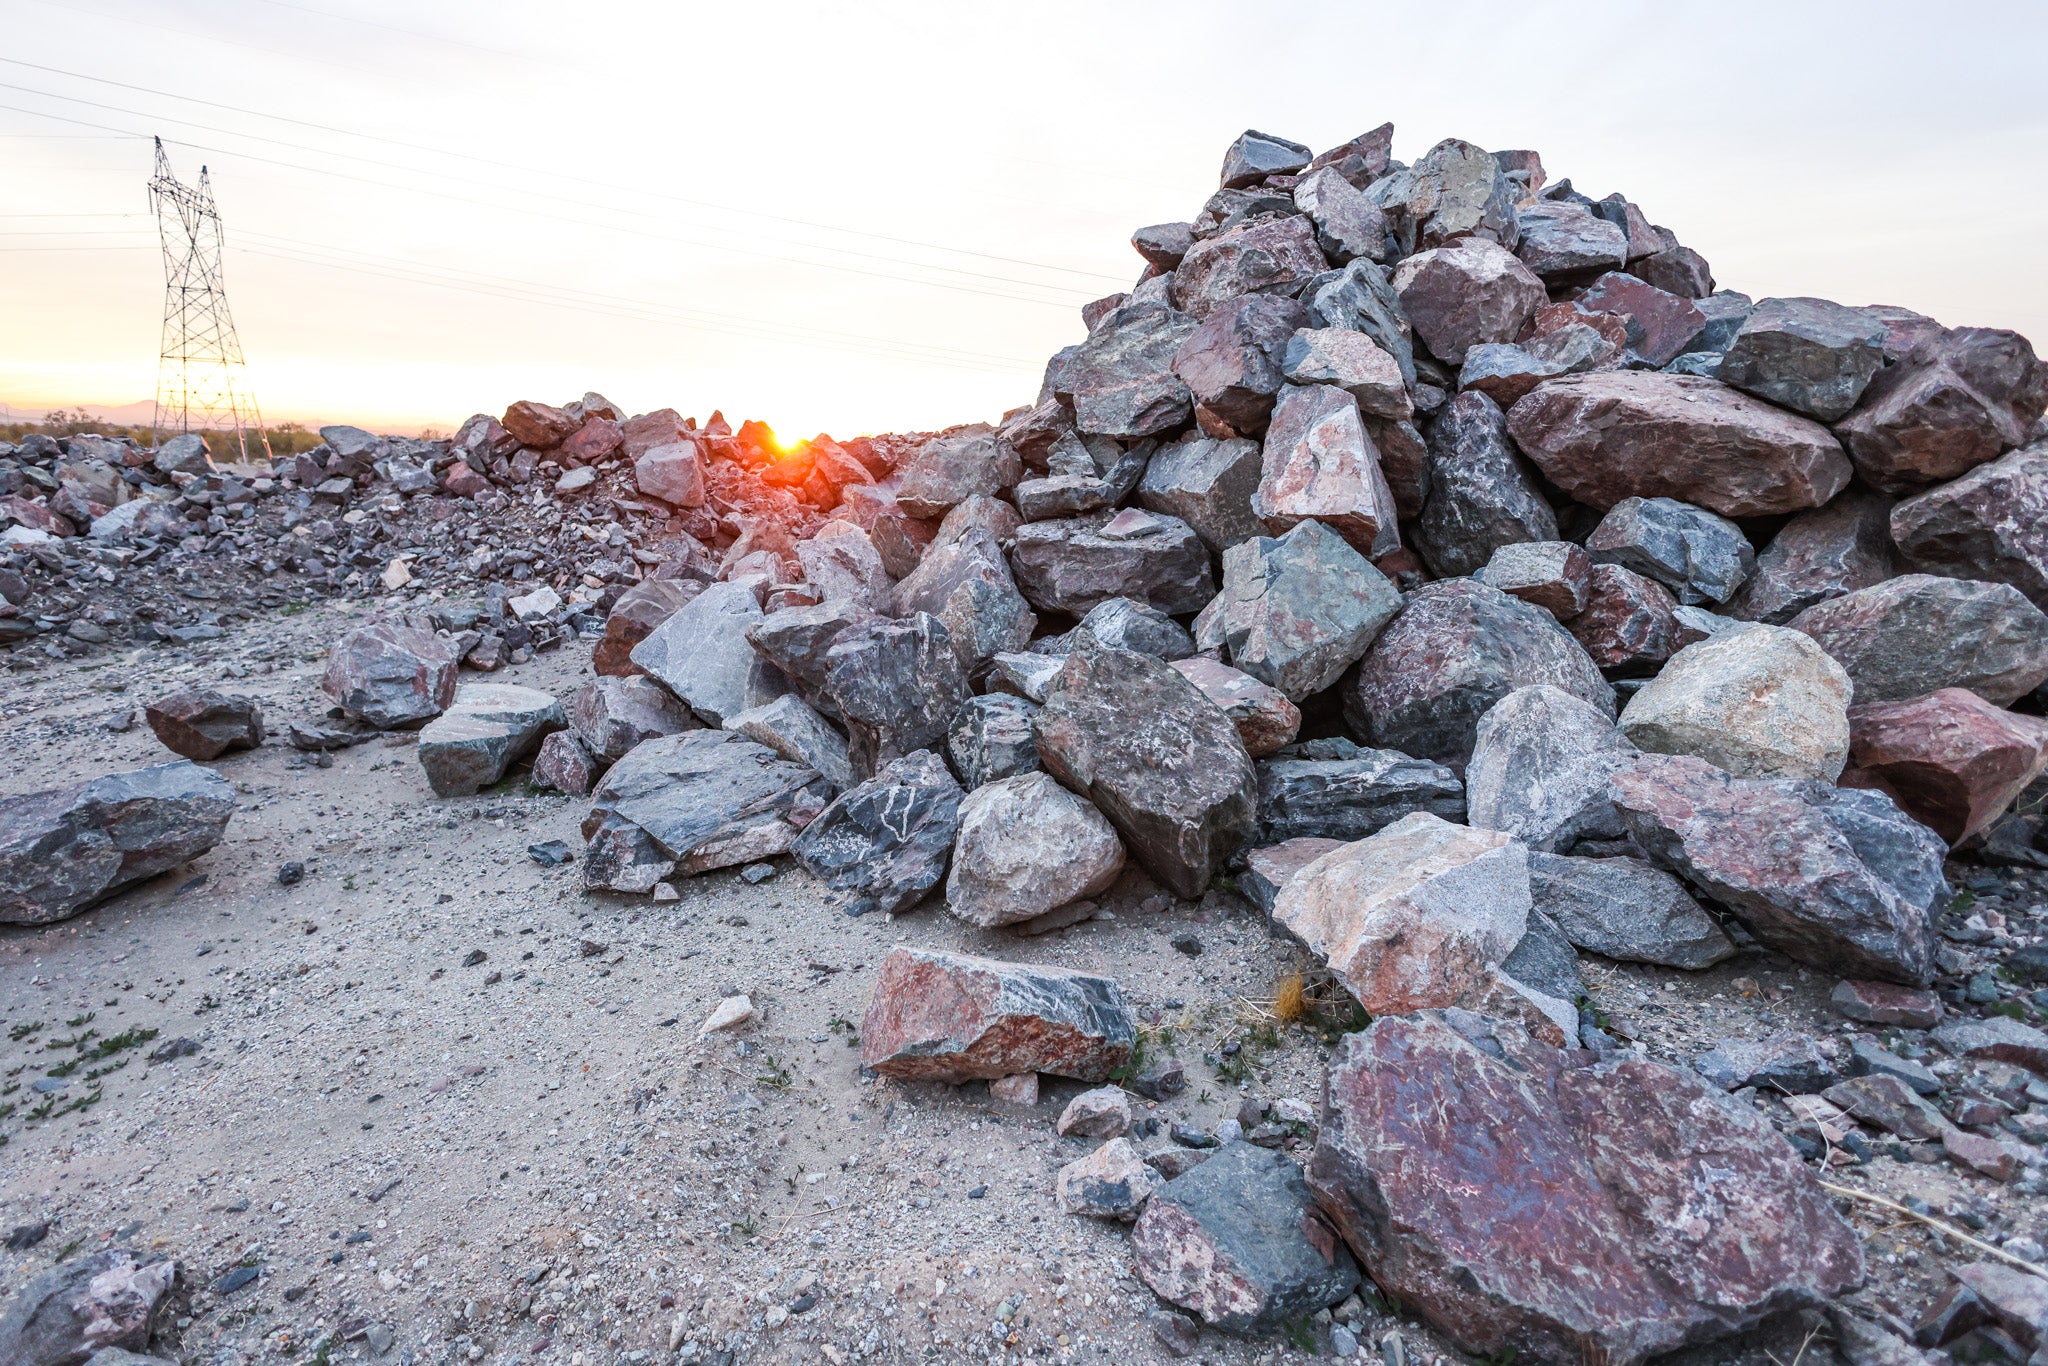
(0, 1249, 179, 1366)
(824, 613, 971, 779)
(1513, 202, 1627, 280)
(1499, 908, 1584, 1005)
(947, 694, 1041, 790)
(1718, 296, 1889, 422)
(1788, 574, 2048, 705)
(632, 579, 788, 726)
(1725, 491, 1895, 625)
(1414, 389, 1560, 578)
(1694, 1035, 1836, 1094)
(1067, 300, 1199, 438)
(321, 621, 459, 729)
(1255, 738, 1464, 843)
(1475, 541, 1594, 619)
(1009, 509, 1215, 617)
(792, 750, 962, 917)
(1219, 130, 1312, 188)
(1367, 137, 1517, 256)
(1528, 851, 1735, 969)
(1136, 434, 1265, 555)
(744, 600, 872, 709)
(1291, 165, 1387, 265)
(1305, 259, 1417, 391)
(1059, 597, 1195, 660)
(1170, 294, 1307, 435)
(1215, 519, 1402, 701)
(1584, 496, 1755, 606)
(0, 761, 235, 925)
(417, 684, 565, 798)
(724, 694, 854, 795)
(887, 526, 1037, 671)
(895, 425, 1021, 518)
(1132, 222, 1193, 270)
(1465, 685, 1636, 853)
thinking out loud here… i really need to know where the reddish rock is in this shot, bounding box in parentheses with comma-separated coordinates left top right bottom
(1169, 294, 1306, 435)
(1507, 372, 1851, 517)
(0, 1248, 182, 1366)
(1954, 1262, 2048, 1352)
(440, 459, 491, 498)
(593, 579, 705, 677)
(1170, 216, 1328, 322)
(500, 399, 578, 449)
(1169, 656, 1301, 758)
(619, 408, 688, 459)
(1830, 979, 1942, 1029)
(557, 416, 623, 466)
(1944, 1129, 2025, 1183)
(144, 688, 263, 761)
(857, 945, 1135, 1083)
(531, 730, 599, 796)
(1837, 327, 2048, 493)
(2, 494, 72, 537)
(634, 441, 706, 508)
(1253, 383, 1401, 557)
(1476, 541, 1594, 619)
(1630, 245, 1715, 299)
(1933, 1015, 2048, 1076)
(1891, 443, 2048, 607)
(1310, 1012, 1863, 1366)
(1840, 687, 2048, 845)
(1392, 239, 1548, 365)
(1568, 564, 1679, 674)
(321, 621, 459, 729)
(1725, 491, 1896, 625)
(1788, 574, 2048, 705)
(1570, 272, 1708, 367)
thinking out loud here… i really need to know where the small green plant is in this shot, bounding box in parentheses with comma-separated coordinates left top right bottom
(1951, 888, 1978, 914)
(54, 1237, 82, 1261)
(732, 1214, 759, 1239)
(341, 875, 357, 892)
(755, 1056, 792, 1089)
(1281, 1316, 1317, 1352)
(7, 1021, 41, 1041)
(64, 1012, 95, 1028)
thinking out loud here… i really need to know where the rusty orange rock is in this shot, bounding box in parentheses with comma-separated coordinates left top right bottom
(858, 946, 1134, 1084)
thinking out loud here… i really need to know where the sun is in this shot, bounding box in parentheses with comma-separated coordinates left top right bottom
(765, 425, 806, 456)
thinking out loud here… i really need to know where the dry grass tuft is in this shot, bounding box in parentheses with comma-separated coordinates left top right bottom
(1272, 972, 1309, 1025)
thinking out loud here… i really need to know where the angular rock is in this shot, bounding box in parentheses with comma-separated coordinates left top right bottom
(570, 675, 696, 762)
(986, 651, 1064, 704)
(633, 441, 705, 508)
(631, 580, 788, 726)
(1513, 202, 1628, 280)
(1057, 1086, 1135, 1139)
(743, 600, 869, 705)
(858, 945, 1134, 1082)
(594, 578, 704, 676)
(1133, 1141, 1359, 1335)
(1476, 540, 1594, 619)
(945, 694, 1040, 789)
(1788, 574, 2048, 705)
(582, 730, 828, 889)
(1036, 647, 1256, 899)
(1501, 907, 1585, 1005)
(1219, 129, 1311, 188)
(1066, 302, 1199, 439)
(1830, 979, 1942, 1029)
(144, 688, 262, 761)
(1632, 245, 1715, 300)
(795, 523, 891, 613)
(1718, 297, 1889, 421)
(1414, 389, 1559, 578)
(1891, 443, 2048, 607)
(501, 400, 577, 448)
(895, 425, 1021, 517)
(1725, 491, 1895, 625)
(1013, 432, 1146, 521)
(1238, 836, 1345, 915)
(1467, 685, 1638, 852)
(0, 762, 236, 925)
(1213, 519, 1401, 701)
(1168, 657, 1300, 758)
(824, 613, 970, 779)
(1584, 497, 1754, 606)
(1822, 1074, 1949, 1142)
(1369, 137, 1518, 255)
(321, 621, 459, 729)
(723, 694, 855, 795)
(1254, 739, 1464, 844)
(1136, 434, 1265, 555)
(1280, 328, 1410, 418)
(1305, 258, 1417, 391)
(531, 730, 599, 796)
(1009, 509, 1215, 617)
(1057, 1138, 1160, 1221)
(1062, 597, 1194, 660)
(1392, 239, 1547, 365)
(1611, 752, 1947, 985)
(945, 771, 1123, 928)
(1840, 688, 2048, 846)
(1617, 625, 1852, 780)
(1530, 851, 1734, 969)
(792, 750, 961, 917)
(889, 526, 1036, 671)
(1506, 372, 1852, 517)
(1837, 327, 2048, 492)
(1345, 579, 1615, 769)
(1253, 384, 1400, 556)
(1932, 1015, 2048, 1077)
(1570, 272, 1709, 367)
(1693, 1035, 1836, 1094)
(417, 684, 565, 798)
(0, 1248, 180, 1366)
(1292, 165, 1386, 264)
(1170, 216, 1326, 323)
(1310, 1011, 1864, 1366)
(1170, 294, 1306, 434)
(1569, 564, 1680, 674)
(1132, 222, 1193, 270)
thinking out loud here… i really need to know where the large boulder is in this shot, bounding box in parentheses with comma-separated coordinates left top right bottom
(1466, 685, 1638, 853)
(1617, 626, 1853, 780)
(1219, 129, 1310, 187)
(792, 750, 961, 917)
(581, 730, 828, 890)
(593, 578, 704, 676)
(1309, 1011, 1864, 1366)
(1836, 327, 2048, 493)
(1170, 216, 1327, 323)
(1611, 752, 1947, 984)
(1505, 372, 1852, 517)
(795, 522, 891, 613)
(945, 771, 1125, 928)
(1009, 509, 1215, 617)
(888, 526, 1037, 671)
(1841, 688, 2048, 845)
(1253, 384, 1401, 557)
(1568, 273, 1708, 367)
(1513, 201, 1628, 280)
(1890, 442, 2048, 607)
(1170, 293, 1307, 434)
(1281, 327, 1410, 419)
(630, 579, 786, 726)
(1135, 434, 1266, 555)
(823, 613, 971, 779)
(1583, 497, 1754, 606)
(1066, 301, 1199, 439)
(1036, 646, 1257, 899)
(416, 684, 565, 798)
(1368, 137, 1518, 255)
(1132, 1142, 1359, 1335)
(1293, 164, 1387, 265)
(1413, 389, 1560, 578)
(1716, 296, 1890, 421)
(569, 675, 696, 762)
(743, 600, 869, 707)
(1213, 519, 1401, 701)
(1787, 574, 2048, 705)
(1529, 851, 1735, 970)
(633, 441, 705, 508)
(1167, 657, 1301, 758)
(1305, 259, 1417, 390)
(1566, 564, 1682, 675)
(1391, 239, 1547, 365)
(321, 621, 459, 729)
(144, 688, 263, 761)
(858, 945, 1134, 1083)
(1255, 738, 1464, 843)
(1723, 491, 1895, 624)
(0, 1248, 180, 1366)
(1344, 579, 1615, 770)
(895, 425, 1021, 517)
(0, 762, 236, 925)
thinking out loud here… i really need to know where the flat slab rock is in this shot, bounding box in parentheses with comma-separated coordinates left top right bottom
(1309, 1010, 1865, 1366)
(0, 761, 236, 925)
(1788, 573, 2048, 706)
(1254, 738, 1463, 843)
(1529, 850, 1734, 970)
(792, 750, 962, 917)
(858, 945, 1134, 1083)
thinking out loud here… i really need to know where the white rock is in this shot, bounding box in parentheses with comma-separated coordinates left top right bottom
(945, 772, 1125, 928)
(1619, 625, 1852, 780)
(699, 994, 756, 1036)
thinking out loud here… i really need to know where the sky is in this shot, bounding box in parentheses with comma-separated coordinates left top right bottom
(3, 0, 2045, 440)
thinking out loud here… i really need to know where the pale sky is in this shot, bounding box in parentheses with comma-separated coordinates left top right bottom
(3, 0, 2045, 439)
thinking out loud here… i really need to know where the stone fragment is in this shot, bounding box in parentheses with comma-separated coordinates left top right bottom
(1507, 372, 1852, 516)
(1718, 297, 1889, 421)
(1170, 294, 1306, 435)
(988, 1073, 1039, 1107)
(0, 1248, 180, 1366)
(1788, 574, 2048, 705)
(1061, 597, 1194, 660)
(633, 441, 705, 508)
(1476, 541, 1593, 619)
(144, 688, 262, 761)
(888, 527, 1036, 670)
(1345, 580, 1615, 769)
(1617, 625, 1852, 780)
(1310, 1012, 1863, 1366)
(631, 580, 788, 726)
(1291, 165, 1386, 264)
(1945, 1128, 2026, 1182)
(1310, 123, 1395, 187)
(1036, 647, 1256, 899)
(1369, 137, 1517, 255)
(1847, 1039, 1942, 1095)
(1830, 979, 1942, 1029)
(1238, 837, 1345, 915)
(570, 675, 696, 762)
(945, 772, 1123, 929)
(1280, 328, 1410, 418)
(501, 400, 577, 448)
(986, 651, 1064, 704)
(1219, 129, 1310, 188)
(723, 694, 855, 795)
(0, 762, 235, 925)
(1725, 492, 1895, 625)
(1393, 239, 1547, 365)
(1009, 509, 1215, 617)
(1822, 1074, 1950, 1142)
(1569, 564, 1680, 674)
(794, 523, 890, 613)
(594, 578, 704, 677)
(1570, 272, 1708, 367)
(1500, 906, 1585, 1006)
(582, 730, 828, 889)
(1840, 688, 2048, 845)
(945, 694, 1040, 789)
(1413, 389, 1559, 578)
(1133, 1142, 1359, 1336)
(1530, 851, 1734, 969)
(858, 945, 1134, 1082)
(1170, 216, 1326, 323)
(1891, 443, 2048, 607)
(1693, 1035, 1836, 1093)
(152, 431, 212, 475)
(1466, 685, 1637, 852)
(1305, 258, 1417, 390)
(1057, 1138, 1160, 1221)
(1135, 435, 1265, 555)
(1132, 222, 1193, 270)
(417, 684, 565, 798)
(531, 731, 599, 796)
(321, 622, 459, 729)
(1168, 657, 1300, 758)
(1253, 384, 1400, 556)
(793, 750, 961, 917)
(896, 425, 1021, 517)
(1254, 739, 1464, 844)
(1611, 752, 1947, 984)
(1213, 519, 1400, 701)
(1057, 1086, 1135, 1139)
(932, 493, 1022, 552)
(1513, 201, 1628, 280)
(1584, 497, 1753, 606)
(824, 613, 970, 779)
(743, 601, 868, 705)
(1066, 302, 1199, 439)
(1932, 1014, 2048, 1077)
(1837, 328, 2048, 492)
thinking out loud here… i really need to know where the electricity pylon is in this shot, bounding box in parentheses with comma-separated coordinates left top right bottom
(149, 137, 270, 462)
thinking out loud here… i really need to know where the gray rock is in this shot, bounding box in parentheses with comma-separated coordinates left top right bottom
(0, 761, 235, 925)
(1255, 738, 1464, 843)
(743, 601, 870, 707)
(1170, 294, 1307, 435)
(1132, 1142, 1359, 1335)
(1292, 165, 1387, 265)
(1219, 129, 1311, 187)
(793, 750, 962, 917)
(1305, 259, 1416, 391)
(1132, 222, 1193, 270)
(569, 675, 696, 762)
(1238, 836, 1345, 915)
(417, 684, 565, 798)
(794, 523, 891, 613)
(1617, 626, 1852, 781)
(1931, 1015, 2048, 1078)
(1254, 383, 1401, 557)
(1009, 509, 1215, 617)
(1837, 326, 2048, 493)
(1136, 434, 1265, 555)
(1037, 646, 1257, 899)
(723, 694, 854, 795)
(1067, 300, 1199, 438)
(1057, 1138, 1161, 1221)
(1688, 290, 1756, 353)
(321, 621, 459, 729)
(1466, 685, 1638, 853)
(1414, 389, 1559, 578)
(1891, 442, 2048, 608)
(1170, 216, 1327, 323)
(1584, 497, 1754, 606)
(144, 688, 262, 761)
(152, 431, 212, 475)
(896, 425, 1021, 518)
(887, 526, 1037, 672)
(1788, 574, 2048, 705)
(1513, 201, 1628, 280)
(1475, 540, 1594, 619)
(1725, 491, 1895, 624)
(1043, 596, 1195, 660)
(1214, 519, 1401, 701)
(1846, 1038, 1943, 1095)
(1499, 908, 1585, 1004)
(1528, 851, 1735, 969)
(1369, 137, 1518, 256)
(1694, 1035, 1836, 1094)
(824, 613, 971, 779)
(1719, 296, 1889, 421)
(0, 1249, 179, 1366)
(1280, 328, 1411, 418)
(946, 695, 1041, 789)
(946, 771, 1124, 928)
(986, 651, 1065, 704)
(632, 579, 788, 726)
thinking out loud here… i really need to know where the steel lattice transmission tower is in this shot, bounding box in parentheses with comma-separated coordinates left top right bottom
(149, 137, 270, 461)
